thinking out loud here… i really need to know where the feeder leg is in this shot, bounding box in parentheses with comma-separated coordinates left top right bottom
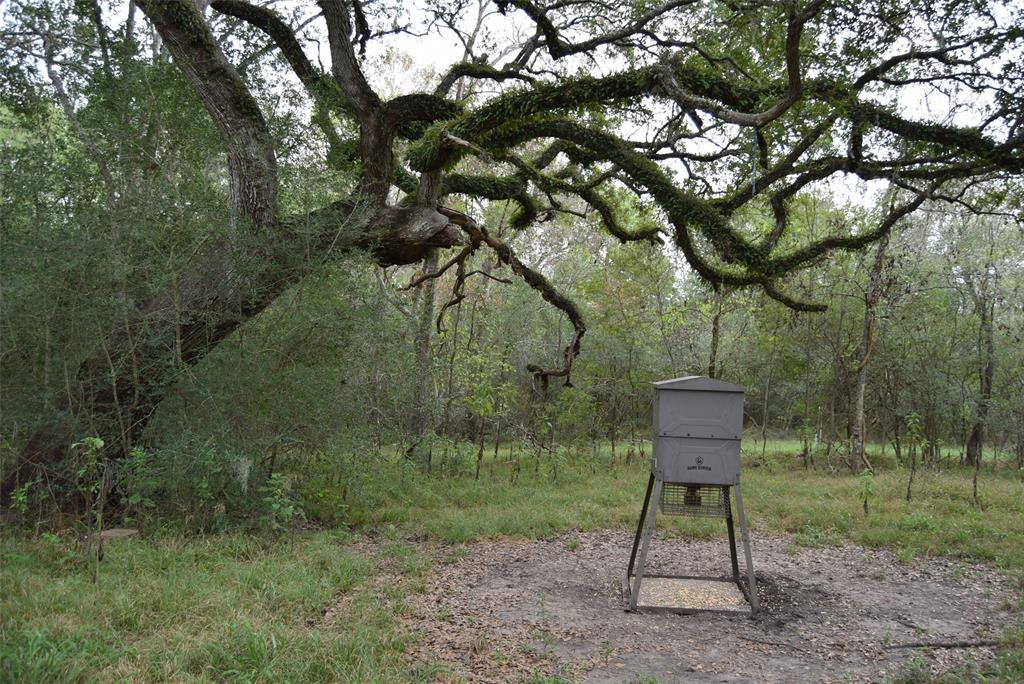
(733, 482, 760, 614)
(627, 473, 655, 581)
(629, 478, 662, 611)
(725, 487, 740, 581)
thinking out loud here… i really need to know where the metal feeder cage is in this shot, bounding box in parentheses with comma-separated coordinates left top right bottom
(625, 376, 760, 615)
(659, 483, 729, 518)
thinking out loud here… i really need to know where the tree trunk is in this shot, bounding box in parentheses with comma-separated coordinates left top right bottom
(760, 329, 779, 463)
(760, 365, 772, 463)
(707, 286, 724, 379)
(802, 316, 813, 468)
(610, 417, 617, 464)
(440, 296, 463, 437)
(965, 292, 995, 466)
(972, 442, 983, 508)
(851, 234, 889, 472)
(474, 418, 485, 480)
(891, 420, 902, 466)
(411, 250, 439, 470)
(2, 0, 461, 501)
(906, 442, 916, 502)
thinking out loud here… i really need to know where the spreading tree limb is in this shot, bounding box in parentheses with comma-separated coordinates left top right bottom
(438, 207, 586, 387)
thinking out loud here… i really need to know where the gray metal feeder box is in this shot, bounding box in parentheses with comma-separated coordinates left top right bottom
(654, 376, 743, 486)
(626, 376, 759, 614)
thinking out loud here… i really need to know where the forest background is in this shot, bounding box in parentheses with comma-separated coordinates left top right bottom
(1, 0, 1023, 681)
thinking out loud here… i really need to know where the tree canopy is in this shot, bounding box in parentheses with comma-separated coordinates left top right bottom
(1, 0, 1022, 496)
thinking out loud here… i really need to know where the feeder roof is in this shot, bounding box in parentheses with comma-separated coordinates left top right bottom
(652, 376, 744, 392)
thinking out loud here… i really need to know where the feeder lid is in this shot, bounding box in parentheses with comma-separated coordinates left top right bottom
(652, 375, 744, 392)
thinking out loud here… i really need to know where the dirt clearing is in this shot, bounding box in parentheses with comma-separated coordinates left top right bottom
(393, 530, 1019, 682)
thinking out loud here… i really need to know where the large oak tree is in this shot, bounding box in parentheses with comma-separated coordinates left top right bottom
(2, 0, 1022, 496)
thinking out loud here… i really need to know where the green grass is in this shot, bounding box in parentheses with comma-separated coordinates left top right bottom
(746, 465, 1024, 568)
(336, 451, 727, 543)
(744, 436, 1017, 465)
(0, 531, 422, 683)
(332, 440, 1024, 570)
(2, 438, 1022, 682)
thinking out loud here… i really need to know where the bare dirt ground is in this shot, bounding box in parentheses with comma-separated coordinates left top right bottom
(392, 530, 1019, 683)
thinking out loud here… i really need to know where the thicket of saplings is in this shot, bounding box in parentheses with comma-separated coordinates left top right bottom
(10, 420, 1018, 532)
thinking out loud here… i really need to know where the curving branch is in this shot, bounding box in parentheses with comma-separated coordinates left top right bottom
(762, 179, 941, 274)
(435, 61, 536, 97)
(402, 243, 476, 291)
(758, 278, 826, 312)
(438, 207, 587, 386)
(212, 1, 327, 100)
(496, 151, 663, 243)
(658, 0, 824, 128)
(496, 0, 699, 60)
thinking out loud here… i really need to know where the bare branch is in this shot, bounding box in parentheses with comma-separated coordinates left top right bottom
(43, 42, 116, 213)
(496, 0, 699, 60)
(438, 207, 587, 386)
(402, 244, 476, 290)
